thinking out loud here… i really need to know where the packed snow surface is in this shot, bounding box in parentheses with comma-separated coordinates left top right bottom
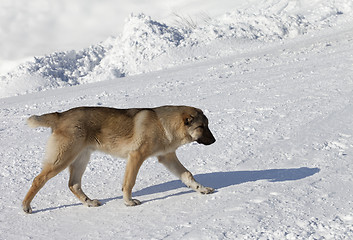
(1, 0, 353, 239)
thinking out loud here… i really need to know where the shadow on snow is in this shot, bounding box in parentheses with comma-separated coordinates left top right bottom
(31, 167, 319, 213)
(133, 167, 320, 198)
(101, 167, 320, 205)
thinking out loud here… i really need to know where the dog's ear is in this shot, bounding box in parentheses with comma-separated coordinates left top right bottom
(183, 114, 194, 126)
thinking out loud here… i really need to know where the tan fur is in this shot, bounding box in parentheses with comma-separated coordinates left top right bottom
(22, 106, 216, 213)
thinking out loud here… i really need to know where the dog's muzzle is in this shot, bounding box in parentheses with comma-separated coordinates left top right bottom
(197, 128, 216, 145)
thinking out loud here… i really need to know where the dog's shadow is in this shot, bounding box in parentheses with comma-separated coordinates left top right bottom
(102, 167, 320, 204)
(32, 167, 319, 213)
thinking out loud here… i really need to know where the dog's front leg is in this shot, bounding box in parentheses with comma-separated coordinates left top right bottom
(122, 151, 145, 206)
(158, 152, 214, 194)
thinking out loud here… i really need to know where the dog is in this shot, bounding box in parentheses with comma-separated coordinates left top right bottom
(22, 105, 216, 213)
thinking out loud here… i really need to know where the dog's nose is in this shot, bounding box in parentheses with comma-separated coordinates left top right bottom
(204, 136, 216, 145)
(197, 132, 216, 145)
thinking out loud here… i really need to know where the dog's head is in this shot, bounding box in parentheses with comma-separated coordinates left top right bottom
(183, 108, 216, 145)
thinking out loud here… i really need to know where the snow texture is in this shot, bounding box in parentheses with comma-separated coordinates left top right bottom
(1, 0, 352, 98)
(1, 0, 353, 239)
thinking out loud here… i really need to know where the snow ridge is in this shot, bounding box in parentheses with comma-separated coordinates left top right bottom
(0, 2, 351, 98)
(90, 13, 186, 80)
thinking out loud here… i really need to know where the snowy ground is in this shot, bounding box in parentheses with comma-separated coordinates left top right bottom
(1, 0, 353, 239)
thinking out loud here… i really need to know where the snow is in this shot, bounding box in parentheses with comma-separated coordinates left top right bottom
(2, 0, 353, 98)
(1, 0, 353, 239)
(0, 0, 248, 65)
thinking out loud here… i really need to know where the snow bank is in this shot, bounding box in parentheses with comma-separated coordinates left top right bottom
(0, 1, 352, 98)
(89, 14, 185, 80)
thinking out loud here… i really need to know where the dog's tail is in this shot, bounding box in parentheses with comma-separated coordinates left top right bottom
(27, 112, 60, 129)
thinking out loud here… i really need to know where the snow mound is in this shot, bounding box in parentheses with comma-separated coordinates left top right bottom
(1, 2, 352, 98)
(89, 14, 185, 80)
(0, 45, 107, 97)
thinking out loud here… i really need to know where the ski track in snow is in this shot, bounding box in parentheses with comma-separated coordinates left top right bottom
(1, 1, 353, 239)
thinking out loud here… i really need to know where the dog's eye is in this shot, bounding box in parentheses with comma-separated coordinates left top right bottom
(196, 126, 204, 130)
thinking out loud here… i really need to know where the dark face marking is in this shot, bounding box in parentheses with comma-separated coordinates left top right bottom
(184, 109, 216, 145)
(196, 125, 216, 145)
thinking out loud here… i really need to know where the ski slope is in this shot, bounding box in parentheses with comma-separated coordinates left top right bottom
(1, 0, 353, 239)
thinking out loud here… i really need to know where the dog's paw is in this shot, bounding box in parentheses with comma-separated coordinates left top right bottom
(199, 186, 215, 194)
(22, 204, 32, 214)
(86, 199, 102, 207)
(22, 200, 32, 214)
(124, 199, 141, 206)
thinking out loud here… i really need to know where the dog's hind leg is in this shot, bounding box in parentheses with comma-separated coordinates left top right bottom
(22, 134, 83, 214)
(68, 149, 101, 207)
(158, 152, 215, 194)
